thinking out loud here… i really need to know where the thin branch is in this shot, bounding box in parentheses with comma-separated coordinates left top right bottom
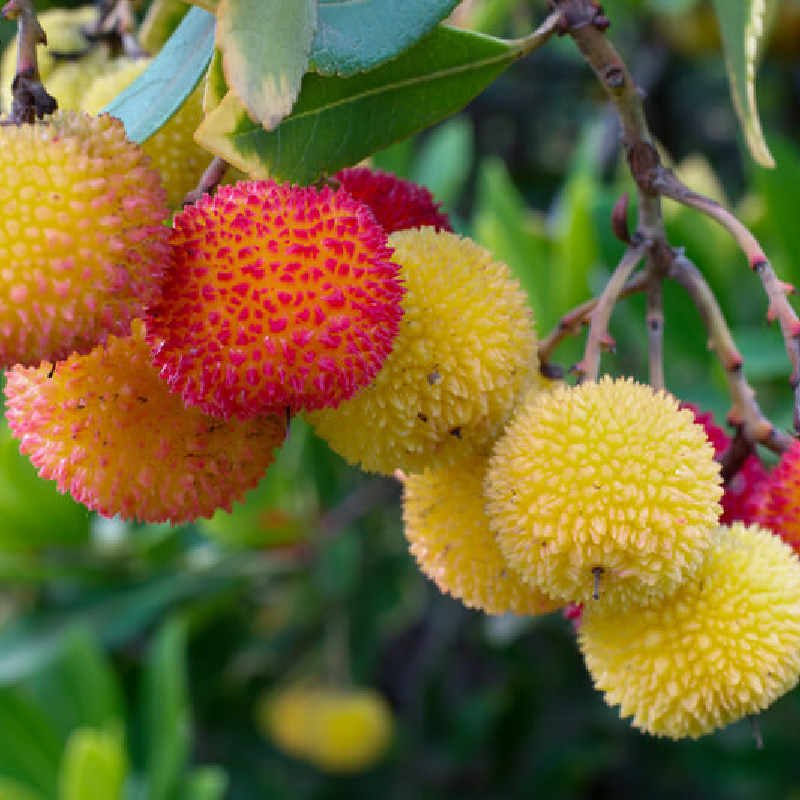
(646, 273, 665, 391)
(653, 166, 800, 425)
(2, 0, 56, 122)
(537, 270, 649, 369)
(668, 254, 792, 456)
(85, 0, 146, 58)
(578, 240, 647, 382)
(183, 157, 230, 207)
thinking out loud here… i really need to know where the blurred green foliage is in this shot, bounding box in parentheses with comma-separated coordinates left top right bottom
(0, 0, 799, 798)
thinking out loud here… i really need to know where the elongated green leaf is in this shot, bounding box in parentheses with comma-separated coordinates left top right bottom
(217, 0, 316, 129)
(58, 729, 126, 800)
(195, 26, 526, 184)
(312, 0, 459, 76)
(0, 776, 46, 800)
(29, 627, 123, 743)
(142, 618, 190, 800)
(105, 7, 215, 143)
(710, 0, 773, 167)
(0, 690, 62, 797)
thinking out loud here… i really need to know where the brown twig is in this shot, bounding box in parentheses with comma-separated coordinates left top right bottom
(537, 269, 650, 369)
(578, 240, 647, 382)
(86, 0, 146, 58)
(655, 167, 800, 429)
(183, 157, 230, 207)
(550, 0, 794, 462)
(668, 253, 792, 456)
(2, 0, 56, 122)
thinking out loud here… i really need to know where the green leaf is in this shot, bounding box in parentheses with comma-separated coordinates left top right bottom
(142, 618, 190, 800)
(203, 49, 226, 115)
(180, 767, 228, 800)
(105, 7, 215, 143)
(195, 25, 526, 184)
(28, 627, 124, 743)
(0, 573, 227, 684)
(0, 690, 62, 797)
(411, 115, 473, 207)
(139, 0, 189, 54)
(58, 728, 126, 800)
(311, 0, 460, 76)
(710, 0, 773, 167)
(0, 776, 46, 800)
(217, 0, 317, 129)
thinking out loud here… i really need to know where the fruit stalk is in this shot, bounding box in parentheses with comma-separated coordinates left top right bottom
(579, 240, 646, 382)
(2, 0, 56, 122)
(654, 167, 800, 422)
(537, 270, 649, 370)
(646, 276, 665, 391)
(667, 253, 792, 455)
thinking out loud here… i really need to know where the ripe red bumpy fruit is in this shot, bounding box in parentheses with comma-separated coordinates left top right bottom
(146, 180, 404, 420)
(334, 167, 452, 234)
(0, 111, 172, 367)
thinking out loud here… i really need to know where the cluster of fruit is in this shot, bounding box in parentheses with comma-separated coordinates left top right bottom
(4, 2, 800, 754)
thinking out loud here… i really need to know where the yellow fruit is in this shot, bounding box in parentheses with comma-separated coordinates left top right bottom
(402, 452, 559, 615)
(485, 376, 722, 609)
(1, 6, 105, 110)
(310, 228, 537, 475)
(42, 49, 110, 112)
(579, 523, 800, 739)
(0, 111, 171, 366)
(83, 58, 213, 207)
(259, 687, 393, 772)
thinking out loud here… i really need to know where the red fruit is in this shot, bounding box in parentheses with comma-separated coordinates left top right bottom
(755, 441, 800, 554)
(145, 180, 404, 420)
(334, 167, 452, 234)
(683, 404, 768, 526)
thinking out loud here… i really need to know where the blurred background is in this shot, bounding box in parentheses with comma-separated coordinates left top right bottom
(2, 0, 800, 797)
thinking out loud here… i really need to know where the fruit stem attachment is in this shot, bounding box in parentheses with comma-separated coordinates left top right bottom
(537, 270, 649, 373)
(183, 157, 229, 206)
(667, 253, 793, 456)
(2, 0, 56, 123)
(578, 239, 646, 383)
(646, 274, 664, 391)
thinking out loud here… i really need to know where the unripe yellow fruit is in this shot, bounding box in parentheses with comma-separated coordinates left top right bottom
(38, 49, 110, 113)
(579, 523, 800, 739)
(259, 687, 393, 772)
(402, 453, 559, 615)
(83, 58, 213, 207)
(310, 228, 537, 475)
(485, 376, 722, 610)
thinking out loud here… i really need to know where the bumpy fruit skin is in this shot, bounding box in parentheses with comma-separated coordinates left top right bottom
(310, 228, 536, 475)
(146, 180, 403, 419)
(0, 111, 171, 367)
(82, 58, 213, 208)
(334, 167, 452, 234)
(4, 321, 286, 525)
(403, 453, 559, 615)
(485, 377, 722, 609)
(755, 440, 800, 554)
(685, 404, 768, 526)
(260, 687, 393, 772)
(579, 523, 800, 739)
